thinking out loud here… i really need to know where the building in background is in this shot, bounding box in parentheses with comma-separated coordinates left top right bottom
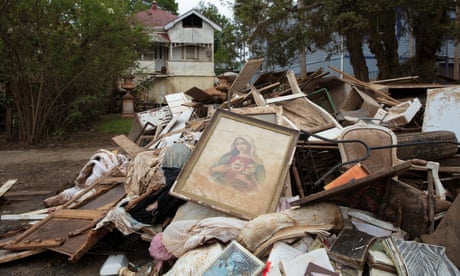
(131, 2, 221, 105)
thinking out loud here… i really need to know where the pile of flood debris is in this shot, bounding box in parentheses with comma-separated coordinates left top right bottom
(1, 58, 460, 275)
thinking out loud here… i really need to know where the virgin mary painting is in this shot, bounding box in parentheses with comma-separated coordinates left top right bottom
(209, 136, 266, 192)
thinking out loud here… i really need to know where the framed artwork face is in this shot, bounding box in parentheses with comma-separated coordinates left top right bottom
(170, 109, 299, 219)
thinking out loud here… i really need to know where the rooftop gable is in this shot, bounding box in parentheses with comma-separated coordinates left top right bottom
(164, 9, 222, 32)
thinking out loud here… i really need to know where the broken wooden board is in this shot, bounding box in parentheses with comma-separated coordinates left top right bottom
(384, 178, 430, 239)
(228, 58, 264, 100)
(3, 238, 65, 250)
(278, 97, 336, 133)
(328, 66, 400, 106)
(292, 161, 412, 206)
(3, 180, 125, 262)
(0, 228, 45, 263)
(271, 71, 340, 133)
(0, 179, 17, 198)
(231, 105, 284, 125)
(421, 193, 460, 268)
(127, 106, 172, 142)
(185, 86, 213, 103)
(0, 249, 45, 264)
(112, 134, 144, 158)
(165, 92, 193, 116)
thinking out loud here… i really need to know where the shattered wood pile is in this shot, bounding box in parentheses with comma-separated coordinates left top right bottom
(1, 59, 460, 275)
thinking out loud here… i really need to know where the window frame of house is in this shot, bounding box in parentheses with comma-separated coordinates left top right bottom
(182, 14, 203, 28)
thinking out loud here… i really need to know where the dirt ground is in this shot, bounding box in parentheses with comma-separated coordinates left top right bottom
(0, 131, 152, 275)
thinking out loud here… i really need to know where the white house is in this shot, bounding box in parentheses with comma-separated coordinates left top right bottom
(132, 2, 222, 104)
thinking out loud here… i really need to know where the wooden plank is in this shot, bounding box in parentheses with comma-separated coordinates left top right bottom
(1, 214, 48, 221)
(165, 92, 192, 115)
(286, 70, 303, 94)
(228, 58, 264, 99)
(52, 209, 104, 220)
(0, 249, 45, 264)
(111, 134, 143, 158)
(0, 179, 17, 198)
(266, 93, 306, 104)
(184, 86, 212, 103)
(439, 166, 460, 173)
(329, 66, 400, 106)
(3, 238, 65, 250)
(292, 161, 412, 206)
(3, 190, 52, 197)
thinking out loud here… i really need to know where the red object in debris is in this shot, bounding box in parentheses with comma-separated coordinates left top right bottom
(324, 163, 369, 190)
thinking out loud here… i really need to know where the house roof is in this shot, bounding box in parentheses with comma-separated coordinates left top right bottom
(134, 2, 178, 27)
(164, 9, 222, 32)
(150, 32, 170, 43)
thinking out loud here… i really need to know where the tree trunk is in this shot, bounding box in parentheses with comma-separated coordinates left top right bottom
(368, 11, 401, 79)
(345, 33, 369, 82)
(299, 45, 307, 79)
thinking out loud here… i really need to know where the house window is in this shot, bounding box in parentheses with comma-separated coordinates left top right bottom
(183, 46, 198, 59)
(182, 14, 203, 28)
(142, 51, 154, 60)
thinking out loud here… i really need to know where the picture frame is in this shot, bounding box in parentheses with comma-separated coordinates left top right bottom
(231, 105, 284, 125)
(170, 109, 299, 219)
(202, 240, 265, 276)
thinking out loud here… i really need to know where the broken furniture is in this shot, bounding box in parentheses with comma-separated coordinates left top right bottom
(337, 124, 447, 201)
(1, 176, 126, 262)
(252, 70, 343, 140)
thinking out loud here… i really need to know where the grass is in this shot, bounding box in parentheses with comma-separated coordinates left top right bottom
(92, 113, 133, 135)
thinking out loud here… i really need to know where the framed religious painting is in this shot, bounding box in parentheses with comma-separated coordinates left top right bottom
(170, 109, 299, 220)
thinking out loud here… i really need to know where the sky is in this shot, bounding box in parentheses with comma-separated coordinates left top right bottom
(176, 0, 233, 19)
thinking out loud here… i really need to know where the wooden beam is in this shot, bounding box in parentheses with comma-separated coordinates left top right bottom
(0, 249, 45, 264)
(3, 238, 65, 250)
(328, 66, 400, 106)
(52, 209, 104, 220)
(3, 190, 52, 197)
(112, 134, 143, 158)
(0, 179, 17, 198)
(1, 214, 48, 221)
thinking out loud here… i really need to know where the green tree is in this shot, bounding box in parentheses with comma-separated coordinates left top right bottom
(0, 0, 149, 144)
(235, 0, 455, 81)
(401, 0, 454, 81)
(325, 0, 370, 81)
(234, 0, 333, 77)
(196, 1, 240, 72)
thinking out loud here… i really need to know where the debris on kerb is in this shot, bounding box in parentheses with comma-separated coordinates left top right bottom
(2, 61, 459, 275)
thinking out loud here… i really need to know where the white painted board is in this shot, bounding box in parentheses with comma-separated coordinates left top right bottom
(423, 87, 460, 141)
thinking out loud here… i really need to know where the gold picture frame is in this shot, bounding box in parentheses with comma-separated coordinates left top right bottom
(170, 109, 299, 219)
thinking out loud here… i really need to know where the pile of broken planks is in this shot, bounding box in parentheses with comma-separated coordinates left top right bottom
(1, 58, 460, 275)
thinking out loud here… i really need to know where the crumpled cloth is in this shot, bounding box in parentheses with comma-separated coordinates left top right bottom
(161, 216, 247, 257)
(149, 232, 174, 260)
(75, 149, 128, 188)
(124, 149, 166, 197)
(43, 149, 128, 207)
(95, 199, 149, 235)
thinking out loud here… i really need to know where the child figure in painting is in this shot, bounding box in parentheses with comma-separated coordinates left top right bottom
(210, 136, 265, 192)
